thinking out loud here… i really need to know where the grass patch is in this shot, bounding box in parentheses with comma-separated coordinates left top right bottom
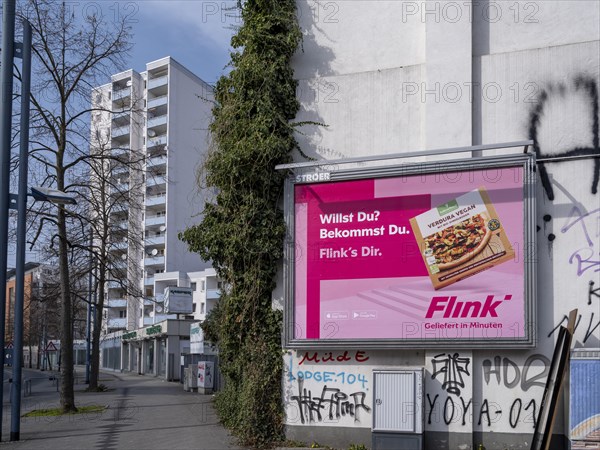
(84, 383, 110, 392)
(278, 440, 308, 447)
(23, 405, 106, 418)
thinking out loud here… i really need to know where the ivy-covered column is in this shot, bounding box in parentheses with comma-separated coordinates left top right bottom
(180, 0, 301, 447)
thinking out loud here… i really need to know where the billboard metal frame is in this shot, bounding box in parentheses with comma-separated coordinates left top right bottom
(282, 145, 536, 349)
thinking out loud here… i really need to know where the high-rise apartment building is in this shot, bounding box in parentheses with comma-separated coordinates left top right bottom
(90, 57, 213, 333)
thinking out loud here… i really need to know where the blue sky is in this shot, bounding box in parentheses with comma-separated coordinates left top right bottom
(122, 1, 238, 84)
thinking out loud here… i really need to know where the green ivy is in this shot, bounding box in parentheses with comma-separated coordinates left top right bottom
(180, 0, 301, 447)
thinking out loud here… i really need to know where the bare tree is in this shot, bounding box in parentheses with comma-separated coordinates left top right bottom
(18, 0, 132, 412)
(86, 107, 146, 390)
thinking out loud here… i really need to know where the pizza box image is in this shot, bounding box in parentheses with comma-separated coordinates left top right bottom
(409, 187, 515, 290)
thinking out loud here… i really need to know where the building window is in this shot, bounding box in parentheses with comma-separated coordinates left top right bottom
(119, 310, 127, 318)
(200, 280, 205, 292)
(200, 302, 205, 314)
(192, 303, 197, 313)
(191, 282, 197, 291)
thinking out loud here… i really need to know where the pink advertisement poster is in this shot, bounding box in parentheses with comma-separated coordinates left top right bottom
(293, 167, 526, 341)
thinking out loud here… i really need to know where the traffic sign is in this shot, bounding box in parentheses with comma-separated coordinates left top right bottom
(45, 342, 58, 352)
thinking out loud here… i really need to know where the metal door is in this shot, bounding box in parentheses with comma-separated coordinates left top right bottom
(373, 370, 423, 433)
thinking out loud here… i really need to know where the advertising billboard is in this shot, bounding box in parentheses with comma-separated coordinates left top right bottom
(284, 154, 535, 348)
(164, 286, 193, 314)
(190, 322, 204, 354)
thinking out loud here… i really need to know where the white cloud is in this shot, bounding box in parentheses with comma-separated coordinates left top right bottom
(135, 1, 239, 49)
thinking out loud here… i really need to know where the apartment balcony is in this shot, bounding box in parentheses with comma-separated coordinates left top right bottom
(112, 87, 131, 101)
(146, 174, 166, 188)
(147, 154, 167, 169)
(147, 114, 167, 129)
(144, 277, 154, 286)
(112, 260, 127, 270)
(107, 318, 127, 329)
(147, 135, 167, 149)
(112, 111, 130, 127)
(142, 317, 154, 326)
(147, 94, 167, 109)
(145, 193, 166, 207)
(145, 214, 166, 227)
(112, 220, 128, 231)
(146, 173, 167, 187)
(148, 75, 168, 90)
(111, 167, 129, 181)
(112, 181, 130, 193)
(153, 313, 169, 323)
(112, 124, 130, 138)
(144, 255, 165, 266)
(111, 132, 130, 148)
(110, 210, 128, 223)
(107, 299, 127, 308)
(145, 235, 165, 246)
(206, 289, 221, 300)
(144, 297, 155, 305)
(108, 248, 128, 262)
(111, 202, 129, 214)
(111, 146, 130, 160)
(107, 280, 125, 289)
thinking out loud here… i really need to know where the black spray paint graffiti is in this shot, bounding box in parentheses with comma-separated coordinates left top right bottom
(479, 355, 548, 429)
(426, 353, 545, 429)
(560, 206, 600, 277)
(549, 311, 600, 343)
(426, 394, 538, 429)
(431, 353, 471, 396)
(528, 75, 599, 201)
(539, 194, 600, 343)
(290, 378, 370, 424)
(482, 354, 550, 392)
(591, 280, 600, 304)
(545, 204, 600, 343)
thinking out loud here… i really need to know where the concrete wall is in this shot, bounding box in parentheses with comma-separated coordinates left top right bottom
(166, 60, 214, 273)
(284, 1, 600, 448)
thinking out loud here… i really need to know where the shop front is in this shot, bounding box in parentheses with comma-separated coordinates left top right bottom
(121, 319, 195, 381)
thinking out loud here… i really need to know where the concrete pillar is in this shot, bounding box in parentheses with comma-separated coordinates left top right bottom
(166, 336, 179, 381)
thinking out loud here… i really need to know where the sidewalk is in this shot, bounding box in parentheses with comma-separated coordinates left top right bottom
(0, 367, 243, 450)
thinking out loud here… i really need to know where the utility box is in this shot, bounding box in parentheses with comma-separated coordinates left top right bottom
(372, 369, 424, 450)
(197, 361, 214, 394)
(183, 368, 190, 391)
(183, 364, 198, 392)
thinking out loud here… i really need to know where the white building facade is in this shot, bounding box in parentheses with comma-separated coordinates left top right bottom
(281, 1, 600, 449)
(119, 268, 221, 380)
(90, 57, 213, 335)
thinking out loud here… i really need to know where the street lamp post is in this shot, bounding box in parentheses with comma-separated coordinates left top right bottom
(85, 230, 94, 385)
(0, 0, 17, 441)
(10, 18, 33, 442)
